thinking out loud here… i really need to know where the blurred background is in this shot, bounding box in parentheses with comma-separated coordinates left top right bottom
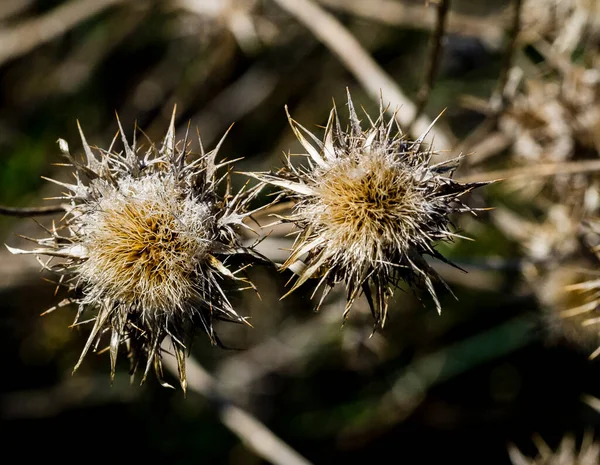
(1, 0, 600, 463)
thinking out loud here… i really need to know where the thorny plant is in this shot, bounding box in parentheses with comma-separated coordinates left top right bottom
(2, 0, 600, 463)
(4, 90, 489, 387)
(248, 90, 487, 328)
(509, 432, 600, 465)
(7, 109, 266, 392)
(492, 12, 600, 362)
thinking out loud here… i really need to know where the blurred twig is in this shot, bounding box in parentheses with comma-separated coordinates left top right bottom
(490, 0, 523, 113)
(461, 131, 512, 167)
(40, 4, 148, 97)
(0, 0, 130, 66)
(0, 205, 65, 217)
(176, 0, 261, 54)
(458, 158, 600, 183)
(317, 0, 506, 48)
(162, 346, 313, 465)
(408, 0, 450, 131)
(582, 394, 600, 414)
(456, 0, 523, 155)
(0, 0, 34, 22)
(271, 0, 455, 150)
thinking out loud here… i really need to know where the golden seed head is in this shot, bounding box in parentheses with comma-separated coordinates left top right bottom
(537, 264, 600, 357)
(78, 174, 212, 315)
(250, 90, 487, 326)
(305, 149, 427, 268)
(8, 109, 264, 390)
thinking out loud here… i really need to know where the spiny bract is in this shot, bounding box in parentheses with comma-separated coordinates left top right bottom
(249, 90, 487, 328)
(7, 109, 264, 391)
(509, 432, 600, 465)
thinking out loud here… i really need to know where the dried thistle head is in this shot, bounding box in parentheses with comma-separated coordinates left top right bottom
(7, 109, 264, 391)
(520, 0, 575, 44)
(521, 0, 600, 51)
(249, 90, 486, 328)
(549, 222, 600, 359)
(509, 432, 600, 465)
(500, 78, 573, 166)
(499, 59, 600, 204)
(502, 212, 600, 359)
(501, 64, 600, 162)
(537, 263, 600, 356)
(493, 205, 581, 265)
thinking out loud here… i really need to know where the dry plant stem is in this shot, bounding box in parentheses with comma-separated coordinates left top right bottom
(461, 131, 512, 167)
(409, 0, 450, 132)
(456, 0, 522, 153)
(162, 347, 313, 465)
(271, 0, 454, 150)
(0, 205, 66, 217)
(316, 0, 505, 47)
(0, 0, 129, 66)
(0, 0, 34, 22)
(582, 394, 600, 414)
(458, 158, 600, 183)
(490, 0, 522, 112)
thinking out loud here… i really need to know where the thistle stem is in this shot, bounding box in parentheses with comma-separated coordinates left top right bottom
(408, 0, 451, 132)
(458, 158, 600, 183)
(0, 205, 66, 217)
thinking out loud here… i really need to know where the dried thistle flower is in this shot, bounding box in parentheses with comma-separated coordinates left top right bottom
(549, 225, 600, 359)
(520, 0, 600, 51)
(499, 52, 600, 200)
(249, 90, 486, 328)
(499, 210, 600, 359)
(493, 205, 581, 265)
(7, 109, 264, 391)
(509, 432, 600, 465)
(541, 267, 600, 358)
(501, 62, 600, 164)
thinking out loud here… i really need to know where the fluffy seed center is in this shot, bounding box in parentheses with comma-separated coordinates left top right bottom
(78, 176, 211, 313)
(311, 156, 424, 259)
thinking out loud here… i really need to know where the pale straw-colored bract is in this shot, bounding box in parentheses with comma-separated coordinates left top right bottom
(249, 90, 487, 328)
(7, 109, 265, 391)
(509, 432, 600, 465)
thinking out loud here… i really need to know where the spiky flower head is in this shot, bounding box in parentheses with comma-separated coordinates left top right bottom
(249, 90, 486, 328)
(546, 220, 600, 360)
(509, 432, 600, 465)
(7, 109, 264, 391)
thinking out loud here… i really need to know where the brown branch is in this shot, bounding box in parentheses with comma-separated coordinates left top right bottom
(490, 0, 523, 113)
(457, 158, 600, 184)
(408, 0, 450, 132)
(316, 0, 506, 48)
(455, 0, 523, 153)
(0, 0, 34, 22)
(0, 205, 66, 217)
